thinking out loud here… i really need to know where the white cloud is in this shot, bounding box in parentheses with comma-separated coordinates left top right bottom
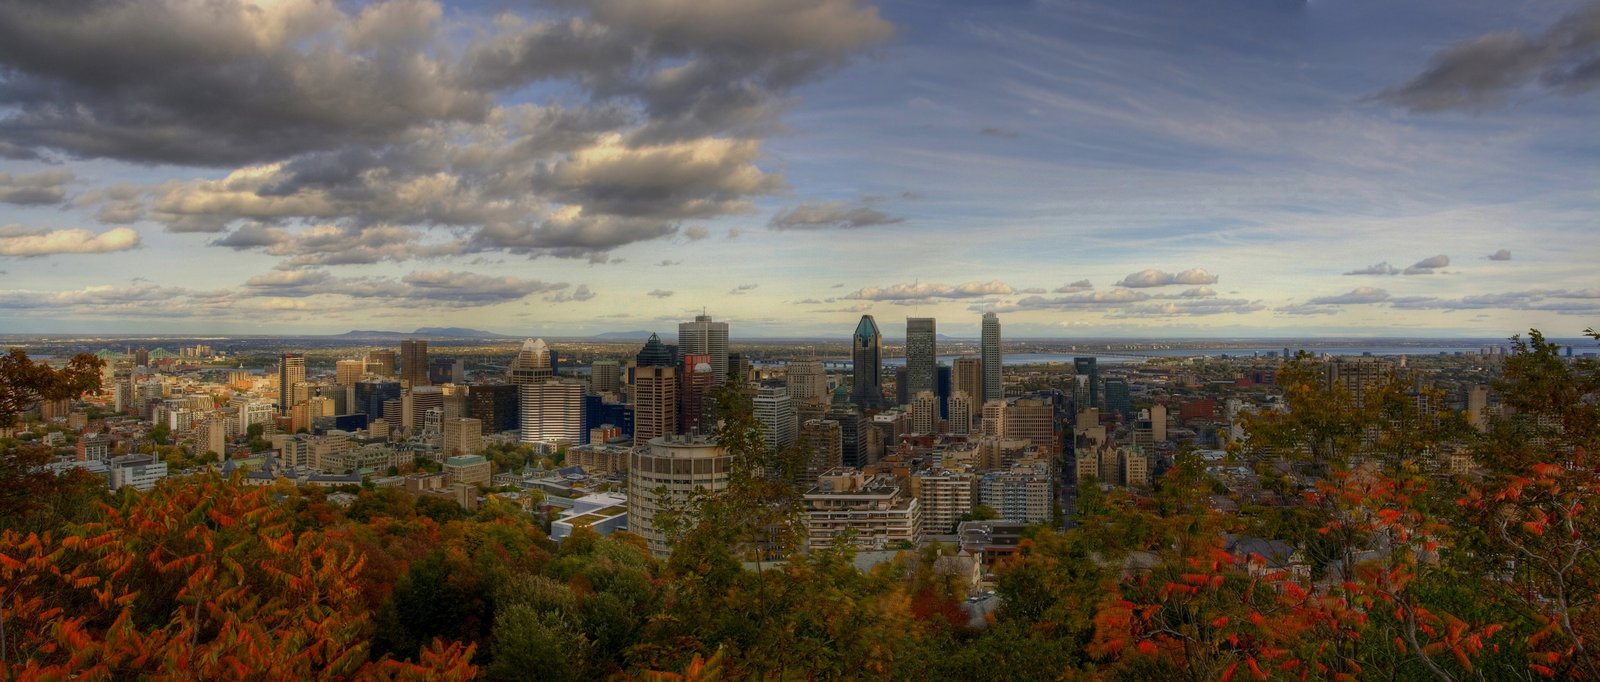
(846, 280, 1015, 302)
(0, 226, 140, 257)
(1115, 267, 1218, 288)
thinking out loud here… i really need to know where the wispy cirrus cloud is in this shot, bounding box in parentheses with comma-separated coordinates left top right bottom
(769, 200, 905, 230)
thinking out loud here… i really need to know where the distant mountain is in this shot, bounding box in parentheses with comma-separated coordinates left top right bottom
(589, 330, 661, 340)
(329, 329, 407, 339)
(412, 327, 508, 338)
(329, 327, 508, 339)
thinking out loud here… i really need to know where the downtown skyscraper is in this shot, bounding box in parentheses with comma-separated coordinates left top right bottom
(633, 333, 678, 445)
(399, 339, 430, 389)
(905, 317, 937, 401)
(981, 312, 1002, 404)
(850, 315, 887, 409)
(678, 314, 730, 385)
(277, 353, 304, 415)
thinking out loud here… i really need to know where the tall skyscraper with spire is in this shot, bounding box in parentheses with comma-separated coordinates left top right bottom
(678, 313, 729, 385)
(851, 315, 887, 409)
(981, 312, 1002, 404)
(633, 334, 678, 445)
(905, 317, 937, 402)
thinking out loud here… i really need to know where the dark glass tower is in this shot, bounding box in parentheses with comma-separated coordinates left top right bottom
(981, 312, 1001, 405)
(850, 315, 888, 409)
(905, 317, 937, 399)
(1074, 357, 1099, 408)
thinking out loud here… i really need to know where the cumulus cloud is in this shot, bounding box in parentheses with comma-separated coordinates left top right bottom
(73, 184, 146, 224)
(1053, 279, 1093, 293)
(1374, 4, 1600, 112)
(212, 222, 465, 266)
(0, 0, 892, 261)
(1403, 254, 1450, 275)
(544, 284, 596, 303)
(1488, 249, 1512, 261)
(683, 226, 711, 241)
(846, 280, 1015, 302)
(0, 226, 140, 257)
(1307, 287, 1392, 305)
(648, 289, 675, 298)
(658, 259, 681, 266)
(1344, 261, 1401, 276)
(769, 200, 905, 230)
(729, 283, 760, 295)
(1115, 268, 1218, 288)
(0, 170, 72, 205)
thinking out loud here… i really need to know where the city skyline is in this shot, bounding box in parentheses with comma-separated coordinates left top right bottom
(0, 0, 1596, 338)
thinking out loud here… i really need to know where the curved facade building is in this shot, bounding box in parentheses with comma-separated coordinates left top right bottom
(627, 433, 731, 557)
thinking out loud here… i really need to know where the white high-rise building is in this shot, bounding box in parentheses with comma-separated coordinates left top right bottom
(520, 379, 587, 445)
(629, 433, 731, 556)
(678, 314, 730, 385)
(754, 385, 798, 452)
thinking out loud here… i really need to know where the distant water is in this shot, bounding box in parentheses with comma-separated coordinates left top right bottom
(834, 344, 1505, 368)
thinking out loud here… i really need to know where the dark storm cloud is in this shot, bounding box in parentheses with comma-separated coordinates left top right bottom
(1376, 4, 1600, 111)
(0, 0, 488, 166)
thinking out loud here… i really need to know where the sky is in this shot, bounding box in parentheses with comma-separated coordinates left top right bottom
(0, 0, 1595, 338)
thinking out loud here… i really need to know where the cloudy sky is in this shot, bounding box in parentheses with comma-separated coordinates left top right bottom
(0, 0, 1595, 338)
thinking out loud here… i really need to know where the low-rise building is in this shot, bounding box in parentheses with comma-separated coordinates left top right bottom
(108, 454, 168, 491)
(443, 454, 491, 487)
(551, 491, 629, 542)
(803, 469, 922, 551)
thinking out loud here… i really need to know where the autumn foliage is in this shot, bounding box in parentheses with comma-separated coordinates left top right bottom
(0, 476, 477, 680)
(2, 329, 1597, 680)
